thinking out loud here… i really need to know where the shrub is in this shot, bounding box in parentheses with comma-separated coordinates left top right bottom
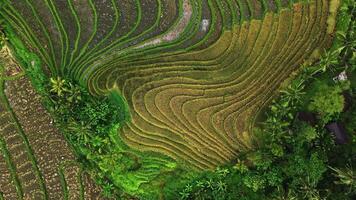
(308, 81, 345, 124)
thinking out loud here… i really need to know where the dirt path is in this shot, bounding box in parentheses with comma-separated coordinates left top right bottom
(136, 0, 193, 48)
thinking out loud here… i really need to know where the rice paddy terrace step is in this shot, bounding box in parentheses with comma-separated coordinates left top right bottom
(0, 0, 339, 172)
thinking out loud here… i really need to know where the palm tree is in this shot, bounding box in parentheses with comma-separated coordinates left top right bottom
(336, 28, 356, 68)
(67, 120, 92, 144)
(299, 176, 323, 200)
(180, 184, 192, 200)
(50, 77, 67, 97)
(215, 180, 227, 192)
(280, 78, 306, 107)
(216, 167, 229, 177)
(206, 179, 214, 190)
(179, 190, 190, 200)
(66, 82, 82, 104)
(102, 182, 114, 198)
(329, 164, 355, 194)
(317, 50, 339, 74)
(196, 180, 205, 188)
(271, 186, 298, 200)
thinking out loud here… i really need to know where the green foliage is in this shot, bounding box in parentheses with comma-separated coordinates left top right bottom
(48, 77, 127, 137)
(298, 123, 318, 142)
(242, 173, 266, 192)
(178, 168, 243, 200)
(0, 31, 6, 48)
(1, 24, 48, 95)
(308, 81, 345, 124)
(233, 159, 249, 174)
(50, 77, 67, 96)
(46, 77, 134, 198)
(329, 164, 356, 194)
(0, 21, 6, 48)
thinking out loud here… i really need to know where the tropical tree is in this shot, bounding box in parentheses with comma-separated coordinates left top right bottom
(271, 186, 298, 200)
(179, 184, 193, 200)
(280, 78, 306, 107)
(66, 82, 82, 104)
(50, 76, 68, 97)
(329, 164, 356, 194)
(208, 179, 217, 191)
(102, 182, 114, 198)
(216, 167, 229, 177)
(308, 86, 344, 124)
(318, 50, 339, 73)
(298, 176, 323, 200)
(67, 120, 92, 144)
(215, 180, 227, 192)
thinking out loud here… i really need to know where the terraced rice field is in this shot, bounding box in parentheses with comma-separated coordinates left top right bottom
(0, 51, 103, 199)
(1, 0, 339, 174)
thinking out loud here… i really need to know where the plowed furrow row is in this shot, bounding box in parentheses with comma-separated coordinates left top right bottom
(0, 140, 19, 200)
(5, 77, 76, 199)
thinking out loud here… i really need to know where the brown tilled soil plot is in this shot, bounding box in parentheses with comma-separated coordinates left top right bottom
(0, 75, 103, 199)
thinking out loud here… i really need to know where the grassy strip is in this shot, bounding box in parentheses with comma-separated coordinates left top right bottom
(2, 26, 48, 95)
